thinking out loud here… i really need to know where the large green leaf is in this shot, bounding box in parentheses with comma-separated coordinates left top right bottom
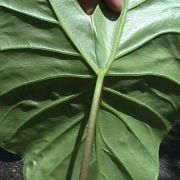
(0, 0, 180, 179)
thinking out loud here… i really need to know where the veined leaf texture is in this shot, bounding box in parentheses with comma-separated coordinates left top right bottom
(0, 0, 180, 180)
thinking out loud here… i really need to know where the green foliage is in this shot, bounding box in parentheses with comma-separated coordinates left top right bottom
(0, 0, 180, 179)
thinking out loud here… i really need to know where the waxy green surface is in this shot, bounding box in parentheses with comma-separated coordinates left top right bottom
(0, 0, 180, 179)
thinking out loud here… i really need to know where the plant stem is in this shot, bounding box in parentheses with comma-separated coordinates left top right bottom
(79, 73, 104, 180)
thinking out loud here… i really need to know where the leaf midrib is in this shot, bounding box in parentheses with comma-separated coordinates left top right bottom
(47, 1, 129, 179)
(47, 0, 99, 74)
(48, 0, 129, 75)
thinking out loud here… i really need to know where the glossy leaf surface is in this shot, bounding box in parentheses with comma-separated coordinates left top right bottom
(0, 0, 180, 180)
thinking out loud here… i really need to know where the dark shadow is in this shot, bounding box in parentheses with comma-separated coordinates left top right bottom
(99, 1, 120, 21)
(65, 115, 88, 180)
(102, 92, 167, 130)
(158, 118, 180, 180)
(105, 150, 133, 179)
(105, 76, 180, 123)
(0, 77, 95, 107)
(0, 148, 21, 162)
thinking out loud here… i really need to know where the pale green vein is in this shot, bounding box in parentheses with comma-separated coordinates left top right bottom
(114, 31, 180, 60)
(35, 114, 85, 159)
(103, 149, 133, 180)
(80, 73, 104, 180)
(98, 125, 134, 180)
(0, 4, 58, 25)
(103, 0, 129, 74)
(95, 116, 101, 180)
(103, 87, 170, 130)
(105, 74, 180, 87)
(101, 171, 110, 180)
(0, 75, 92, 96)
(0, 46, 80, 57)
(30, 122, 81, 176)
(144, 123, 162, 144)
(99, 117, 151, 179)
(101, 101, 156, 164)
(48, 138, 85, 176)
(48, 0, 99, 74)
(146, 86, 178, 113)
(128, 0, 149, 11)
(6, 90, 90, 141)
